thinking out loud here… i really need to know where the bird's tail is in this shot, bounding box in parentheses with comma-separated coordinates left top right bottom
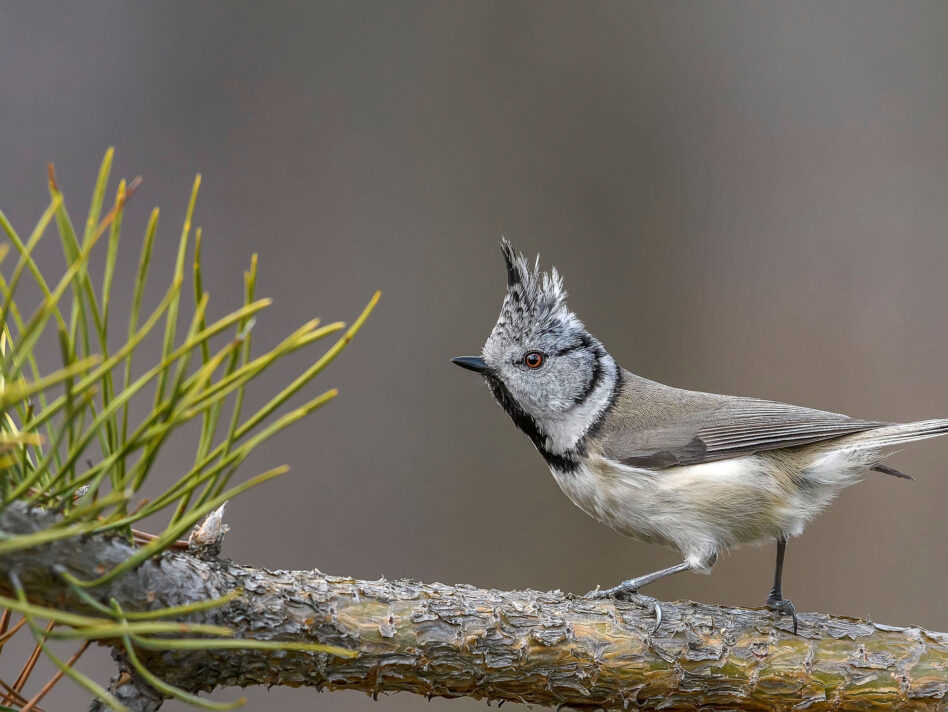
(837, 419, 948, 451)
(804, 420, 948, 485)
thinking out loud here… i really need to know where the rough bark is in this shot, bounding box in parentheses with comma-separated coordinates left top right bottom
(89, 660, 166, 712)
(2, 503, 948, 711)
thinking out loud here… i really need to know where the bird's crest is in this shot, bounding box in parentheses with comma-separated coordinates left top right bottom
(492, 238, 576, 343)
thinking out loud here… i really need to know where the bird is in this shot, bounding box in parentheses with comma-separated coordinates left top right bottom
(452, 239, 948, 634)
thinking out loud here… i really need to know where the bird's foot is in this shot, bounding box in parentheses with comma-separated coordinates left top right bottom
(766, 592, 798, 635)
(584, 583, 663, 634)
(584, 582, 634, 600)
(584, 573, 650, 601)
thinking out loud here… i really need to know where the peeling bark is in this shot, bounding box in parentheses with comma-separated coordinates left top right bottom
(89, 657, 165, 712)
(2, 503, 948, 711)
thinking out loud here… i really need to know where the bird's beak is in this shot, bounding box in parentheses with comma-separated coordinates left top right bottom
(451, 356, 490, 374)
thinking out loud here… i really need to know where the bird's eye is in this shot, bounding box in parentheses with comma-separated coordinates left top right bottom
(524, 351, 544, 369)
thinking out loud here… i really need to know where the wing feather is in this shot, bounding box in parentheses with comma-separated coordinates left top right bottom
(599, 387, 888, 468)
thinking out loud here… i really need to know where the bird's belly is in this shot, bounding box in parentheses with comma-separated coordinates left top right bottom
(549, 454, 842, 562)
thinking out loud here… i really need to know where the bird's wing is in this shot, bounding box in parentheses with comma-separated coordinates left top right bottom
(599, 397, 889, 469)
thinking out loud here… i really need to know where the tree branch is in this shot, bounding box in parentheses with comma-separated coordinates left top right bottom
(89, 657, 165, 712)
(2, 502, 948, 711)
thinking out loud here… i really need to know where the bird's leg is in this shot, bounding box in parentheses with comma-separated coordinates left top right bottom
(593, 561, 693, 597)
(584, 561, 692, 634)
(765, 537, 798, 634)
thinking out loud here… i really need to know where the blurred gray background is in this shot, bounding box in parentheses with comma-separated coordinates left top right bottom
(3, 2, 948, 710)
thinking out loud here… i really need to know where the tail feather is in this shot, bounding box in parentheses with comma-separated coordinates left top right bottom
(840, 419, 948, 451)
(871, 463, 913, 480)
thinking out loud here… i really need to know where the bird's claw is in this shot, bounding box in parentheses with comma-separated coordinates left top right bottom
(633, 594, 663, 634)
(583, 585, 663, 634)
(766, 594, 798, 635)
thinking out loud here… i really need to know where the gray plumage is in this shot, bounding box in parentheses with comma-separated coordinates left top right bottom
(453, 240, 948, 629)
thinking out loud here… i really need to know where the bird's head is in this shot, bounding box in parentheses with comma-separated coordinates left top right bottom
(453, 240, 616, 456)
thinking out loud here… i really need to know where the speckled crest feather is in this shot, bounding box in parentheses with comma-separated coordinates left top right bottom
(494, 238, 576, 343)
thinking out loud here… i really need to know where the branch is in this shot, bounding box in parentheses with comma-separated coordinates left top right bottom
(89, 659, 165, 712)
(2, 503, 948, 711)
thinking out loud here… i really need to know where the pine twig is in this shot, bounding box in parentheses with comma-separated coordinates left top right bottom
(3, 501, 948, 712)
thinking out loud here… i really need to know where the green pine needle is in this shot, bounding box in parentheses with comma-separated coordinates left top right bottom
(0, 150, 371, 707)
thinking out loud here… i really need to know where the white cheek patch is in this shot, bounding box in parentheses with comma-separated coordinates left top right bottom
(541, 357, 618, 454)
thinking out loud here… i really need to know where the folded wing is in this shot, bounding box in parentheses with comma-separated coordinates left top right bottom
(600, 396, 889, 469)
